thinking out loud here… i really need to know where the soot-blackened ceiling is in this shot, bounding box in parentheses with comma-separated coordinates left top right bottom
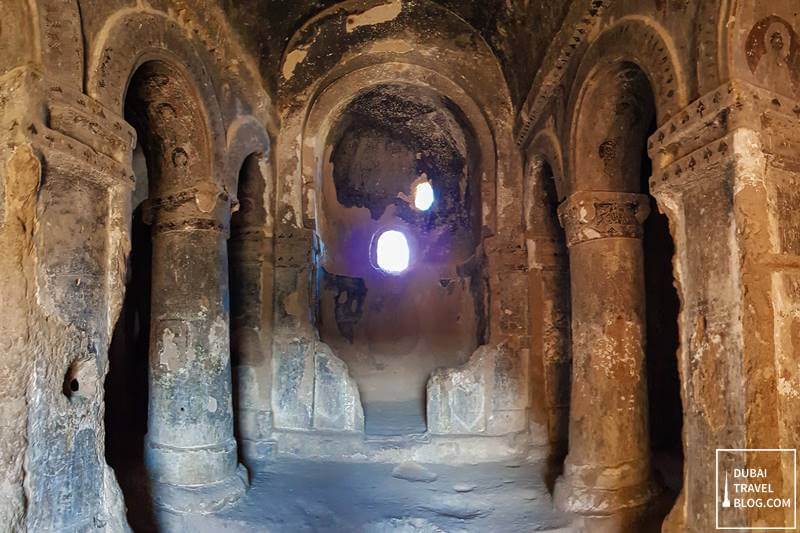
(328, 84, 480, 254)
(328, 84, 478, 243)
(217, 0, 571, 107)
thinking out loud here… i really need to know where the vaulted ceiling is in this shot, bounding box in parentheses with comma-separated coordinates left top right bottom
(218, 0, 571, 107)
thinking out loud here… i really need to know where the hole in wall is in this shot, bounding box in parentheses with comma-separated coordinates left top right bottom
(374, 229, 410, 274)
(413, 181, 434, 211)
(63, 358, 97, 402)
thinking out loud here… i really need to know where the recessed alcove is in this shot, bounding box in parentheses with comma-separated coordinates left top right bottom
(315, 84, 484, 436)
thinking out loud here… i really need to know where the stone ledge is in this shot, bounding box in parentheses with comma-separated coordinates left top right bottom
(270, 429, 531, 464)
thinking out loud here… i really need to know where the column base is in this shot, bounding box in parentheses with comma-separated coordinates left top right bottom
(149, 463, 249, 515)
(239, 438, 276, 465)
(554, 462, 659, 516)
(145, 437, 239, 485)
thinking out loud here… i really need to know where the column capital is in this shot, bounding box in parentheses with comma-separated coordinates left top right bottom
(648, 79, 800, 197)
(557, 191, 650, 247)
(1, 67, 136, 190)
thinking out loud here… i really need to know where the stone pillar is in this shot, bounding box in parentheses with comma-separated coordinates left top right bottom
(144, 182, 247, 513)
(526, 230, 570, 455)
(229, 213, 275, 463)
(649, 80, 799, 532)
(271, 224, 316, 430)
(484, 235, 531, 436)
(0, 70, 134, 532)
(554, 190, 656, 517)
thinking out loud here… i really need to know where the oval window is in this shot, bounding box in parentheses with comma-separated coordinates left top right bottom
(375, 230, 410, 273)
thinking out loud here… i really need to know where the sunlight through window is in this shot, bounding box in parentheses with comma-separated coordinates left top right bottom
(413, 181, 434, 211)
(375, 230, 410, 273)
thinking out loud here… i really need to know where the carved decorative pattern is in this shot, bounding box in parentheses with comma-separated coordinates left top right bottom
(516, 0, 608, 146)
(557, 191, 650, 247)
(648, 80, 800, 193)
(142, 183, 231, 234)
(275, 228, 313, 268)
(37, 0, 84, 87)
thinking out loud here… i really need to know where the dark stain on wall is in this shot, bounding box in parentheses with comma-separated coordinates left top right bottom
(458, 250, 487, 347)
(321, 268, 367, 342)
(219, 0, 571, 107)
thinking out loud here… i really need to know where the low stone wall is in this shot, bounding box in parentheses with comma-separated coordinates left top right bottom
(427, 342, 529, 436)
(267, 340, 538, 463)
(272, 339, 364, 433)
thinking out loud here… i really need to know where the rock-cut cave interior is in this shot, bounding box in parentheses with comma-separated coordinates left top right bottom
(1, 1, 799, 532)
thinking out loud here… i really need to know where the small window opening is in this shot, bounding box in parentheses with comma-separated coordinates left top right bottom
(413, 181, 434, 211)
(375, 230, 410, 273)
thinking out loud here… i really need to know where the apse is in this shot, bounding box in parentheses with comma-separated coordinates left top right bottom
(314, 83, 484, 436)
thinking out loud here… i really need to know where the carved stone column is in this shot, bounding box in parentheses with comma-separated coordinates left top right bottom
(554, 190, 657, 516)
(143, 183, 247, 513)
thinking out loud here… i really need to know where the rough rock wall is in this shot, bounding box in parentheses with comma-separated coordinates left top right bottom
(0, 63, 134, 533)
(0, 3, 133, 526)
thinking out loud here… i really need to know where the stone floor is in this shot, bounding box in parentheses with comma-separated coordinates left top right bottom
(171, 457, 577, 532)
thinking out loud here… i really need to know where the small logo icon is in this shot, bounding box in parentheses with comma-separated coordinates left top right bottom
(722, 471, 731, 508)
